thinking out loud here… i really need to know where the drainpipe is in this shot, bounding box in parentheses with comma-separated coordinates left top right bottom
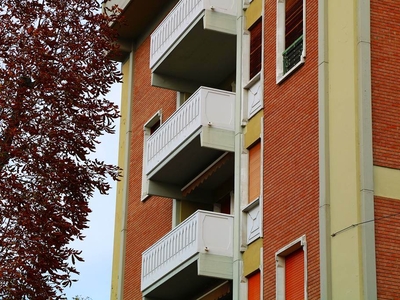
(117, 48, 134, 300)
(318, 0, 332, 298)
(233, 0, 244, 299)
(358, 0, 377, 298)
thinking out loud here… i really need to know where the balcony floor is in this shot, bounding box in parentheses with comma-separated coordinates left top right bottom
(152, 18, 237, 91)
(147, 135, 234, 201)
(150, 135, 221, 184)
(143, 254, 232, 300)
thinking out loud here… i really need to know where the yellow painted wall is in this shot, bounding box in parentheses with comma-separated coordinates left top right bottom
(245, 0, 262, 29)
(328, 0, 363, 298)
(374, 166, 400, 200)
(110, 57, 131, 300)
(243, 239, 262, 276)
(244, 110, 263, 149)
(180, 201, 212, 222)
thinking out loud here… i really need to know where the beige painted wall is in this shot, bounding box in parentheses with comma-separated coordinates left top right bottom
(374, 166, 400, 200)
(243, 238, 262, 276)
(245, 0, 262, 29)
(244, 110, 263, 149)
(328, 0, 364, 298)
(110, 57, 131, 300)
(180, 201, 213, 222)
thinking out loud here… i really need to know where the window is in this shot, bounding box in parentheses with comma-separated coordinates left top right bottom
(248, 270, 261, 300)
(141, 111, 162, 200)
(150, 119, 160, 134)
(249, 142, 261, 203)
(219, 193, 231, 214)
(276, 236, 307, 300)
(277, 0, 305, 81)
(285, 248, 304, 299)
(244, 141, 262, 244)
(249, 19, 262, 79)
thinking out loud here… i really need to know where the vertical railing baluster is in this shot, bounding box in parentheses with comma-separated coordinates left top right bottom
(145, 87, 236, 176)
(149, 0, 205, 67)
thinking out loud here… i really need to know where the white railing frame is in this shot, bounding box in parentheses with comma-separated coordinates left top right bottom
(145, 86, 235, 175)
(150, 0, 202, 68)
(141, 210, 233, 291)
(150, 0, 236, 68)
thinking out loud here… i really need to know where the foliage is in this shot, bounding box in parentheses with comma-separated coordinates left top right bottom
(0, 0, 121, 298)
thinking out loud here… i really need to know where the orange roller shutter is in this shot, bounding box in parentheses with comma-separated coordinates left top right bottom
(248, 271, 261, 300)
(285, 248, 304, 300)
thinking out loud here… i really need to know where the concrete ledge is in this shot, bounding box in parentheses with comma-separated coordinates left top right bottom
(374, 166, 400, 200)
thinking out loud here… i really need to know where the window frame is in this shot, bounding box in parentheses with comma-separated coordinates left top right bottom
(275, 235, 308, 300)
(243, 15, 263, 120)
(243, 198, 261, 244)
(244, 140, 263, 244)
(141, 110, 162, 201)
(248, 141, 261, 203)
(276, 0, 306, 83)
(249, 18, 263, 80)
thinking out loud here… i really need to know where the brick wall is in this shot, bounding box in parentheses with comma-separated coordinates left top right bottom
(371, 0, 400, 170)
(262, 0, 320, 298)
(375, 196, 400, 300)
(371, 2, 400, 298)
(123, 36, 176, 299)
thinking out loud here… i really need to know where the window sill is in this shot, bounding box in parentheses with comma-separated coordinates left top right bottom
(141, 193, 150, 202)
(244, 72, 261, 89)
(243, 197, 260, 212)
(276, 56, 305, 85)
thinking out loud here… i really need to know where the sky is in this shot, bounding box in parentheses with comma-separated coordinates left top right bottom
(64, 81, 122, 300)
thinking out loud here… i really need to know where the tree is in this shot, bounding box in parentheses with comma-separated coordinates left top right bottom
(0, 0, 121, 298)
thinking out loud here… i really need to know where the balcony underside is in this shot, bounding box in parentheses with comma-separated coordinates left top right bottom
(108, 0, 178, 60)
(143, 253, 233, 300)
(147, 129, 234, 202)
(151, 12, 237, 93)
(115, 0, 179, 40)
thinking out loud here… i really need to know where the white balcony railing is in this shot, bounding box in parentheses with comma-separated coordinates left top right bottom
(103, 0, 130, 12)
(150, 0, 236, 68)
(141, 210, 233, 291)
(145, 87, 235, 175)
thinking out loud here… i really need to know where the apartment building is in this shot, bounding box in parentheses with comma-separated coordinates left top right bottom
(106, 0, 400, 299)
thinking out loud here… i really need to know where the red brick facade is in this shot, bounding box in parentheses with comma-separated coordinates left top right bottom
(123, 36, 177, 299)
(116, 0, 400, 298)
(371, 0, 400, 170)
(371, 0, 400, 299)
(375, 197, 400, 300)
(262, 0, 320, 298)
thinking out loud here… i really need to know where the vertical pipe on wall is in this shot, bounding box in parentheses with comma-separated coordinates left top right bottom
(233, 0, 244, 299)
(117, 48, 134, 300)
(358, 0, 377, 298)
(318, 0, 332, 298)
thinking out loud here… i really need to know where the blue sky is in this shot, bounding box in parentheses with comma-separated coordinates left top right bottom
(64, 81, 122, 300)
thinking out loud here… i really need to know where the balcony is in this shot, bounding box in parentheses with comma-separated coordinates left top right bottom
(104, 0, 178, 60)
(145, 87, 235, 201)
(150, 0, 237, 92)
(141, 210, 234, 298)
